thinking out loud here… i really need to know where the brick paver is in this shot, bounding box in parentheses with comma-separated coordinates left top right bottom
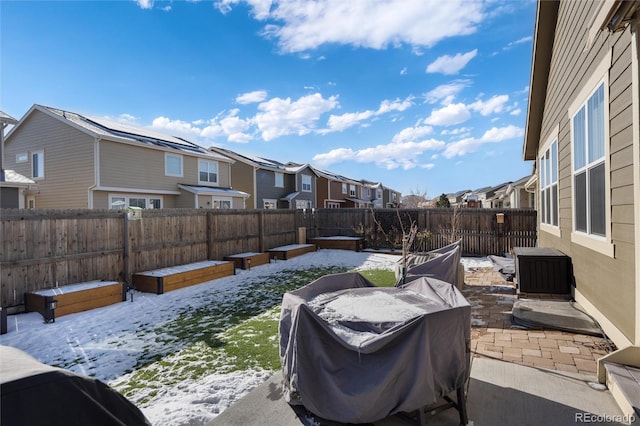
(463, 266, 615, 377)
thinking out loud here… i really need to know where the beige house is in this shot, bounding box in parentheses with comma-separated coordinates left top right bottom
(4, 105, 249, 210)
(523, 0, 639, 354)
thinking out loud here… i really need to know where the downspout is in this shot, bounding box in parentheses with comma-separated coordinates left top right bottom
(88, 136, 100, 209)
(631, 16, 640, 345)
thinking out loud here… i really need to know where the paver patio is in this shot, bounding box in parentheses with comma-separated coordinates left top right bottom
(463, 266, 614, 376)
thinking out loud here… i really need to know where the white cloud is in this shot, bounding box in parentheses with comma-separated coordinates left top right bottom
(392, 125, 433, 143)
(313, 138, 445, 170)
(152, 116, 202, 137)
(510, 108, 521, 116)
(324, 110, 375, 132)
(135, 0, 154, 9)
(423, 103, 471, 126)
(469, 94, 509, 115)
(217, 0, 485, 53)
(426, 49, 478, 75)
(254, 93, 339, 140)
(424, 80, 471, 104)
(236, 90, 268, 104)
(400, 67, 408, 75)
(321, 96, 413, 133)
(442, 125, 523, 158)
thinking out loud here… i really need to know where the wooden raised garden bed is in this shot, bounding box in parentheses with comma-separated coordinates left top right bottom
(25, 280, 125, 321)
(311, 236, 364, 252)
(224, 252, 270, 270)
(132, 260, 234, 295)
(267, 244, 317, 260)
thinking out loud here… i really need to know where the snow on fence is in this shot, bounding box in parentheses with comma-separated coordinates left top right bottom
(0, 207, 536, 310)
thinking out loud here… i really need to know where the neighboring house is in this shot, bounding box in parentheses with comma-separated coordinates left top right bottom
(362, 180, 384, 208)
(523, 0, 639, 350)
(313, 168, 371, 208)
(382, 185, 402, 208)
(498, 175, 536, 209)
(208, 147, 316, 209)
(447, 190, 470, 207)
(1, 111, 35, 209)
(4, 105, 249, 210)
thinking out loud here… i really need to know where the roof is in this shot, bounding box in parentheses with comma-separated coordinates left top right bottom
(346, 197, 372, 205)
(9, 105, 230, 162)
(311, 167, 361, 185)
(523, 0, 560, 161)
(0, 169, 35, 187)
(0, 111, 18, 125)
(178, 184, 250, 198)
(280, 192, 299, 201)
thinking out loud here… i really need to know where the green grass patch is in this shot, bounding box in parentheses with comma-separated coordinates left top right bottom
(358, 268, 396, 287)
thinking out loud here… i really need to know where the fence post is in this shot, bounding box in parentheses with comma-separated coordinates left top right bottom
(207, 211, 213, 260)
(123, 211, 130, 285)
(259, 210, 265, 252)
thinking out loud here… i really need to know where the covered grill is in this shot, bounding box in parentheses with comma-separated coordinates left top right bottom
(278, 272, 470, 424)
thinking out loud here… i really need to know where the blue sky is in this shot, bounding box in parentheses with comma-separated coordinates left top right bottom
(2, 0, 536, 198)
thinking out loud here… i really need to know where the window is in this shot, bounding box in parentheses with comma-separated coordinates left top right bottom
(296, 200, 311, 209)
(327, 202, 340, 208)
(263, 199, 276, 209)
(165, 153, 183, 177)
(349, 184, 356, 197)
(540, 139, 558, 227)
(32, 151, 44, 179)
(212, 198, 231, 209)
(302, 175, 312, 192)
(16, 153, 28, 163)
(341, 183, 347, 194)
(198, 160, 218, 184)
(109, 195, 162, 209)
(572, 82, 606, 237)
(275, 172, 284, 188)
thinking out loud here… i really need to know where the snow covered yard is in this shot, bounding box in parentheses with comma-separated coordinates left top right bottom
(0, 250, 490, 426)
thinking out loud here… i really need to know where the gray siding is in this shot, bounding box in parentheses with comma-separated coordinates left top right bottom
(229, 161, 256, 208)
(4, 109, 94, 209)
(295, 168, 316, 208)
(538, 0, 636, 341)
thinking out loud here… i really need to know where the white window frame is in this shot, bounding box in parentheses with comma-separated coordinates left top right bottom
(539, 125, 560, 237)
(212, 197, 232, 209)
(274, 172, 284, 188)
(568, 50, 613, 257)
(32, 150, 44, 179)
(198, 159, 218, 185)
(341, 183, 347, 194)
(349, 184, 356, 197)
(16, 153, 28, 163)
(165, 153, 183, 177)
(301, 175, 312, 192)
(327, 201, 340, 208)
(263, 199, 277, 209)
(109, 194, 163, 209)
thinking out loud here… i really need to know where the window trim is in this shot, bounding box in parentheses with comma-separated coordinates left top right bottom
(109, 194, 163, 209)
(198, 159, 219, 185)
(263, 199, 277, 209)
(32, 150, 44, 179)
(539, 124, 561, 237)
(568, 50, 614, 258)
(274, 172, 284, 188)
(301, 175, 312, 192)
(16, 153, 28, 163)
(165, 153, 183, 177)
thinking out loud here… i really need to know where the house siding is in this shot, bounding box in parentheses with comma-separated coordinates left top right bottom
(4, 109, 94, 209)
(228, 161, 256, 208)
(537, 0, 636, 343)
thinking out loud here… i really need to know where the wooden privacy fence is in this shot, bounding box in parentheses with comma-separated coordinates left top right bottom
(0, 207, 536, 310)
(310, 208, 537, 256)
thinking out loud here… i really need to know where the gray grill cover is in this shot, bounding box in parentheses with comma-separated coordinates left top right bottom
(0, 345, 151, 426)
(279, 272, 471, 423)
(395, 240, 462, 285)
